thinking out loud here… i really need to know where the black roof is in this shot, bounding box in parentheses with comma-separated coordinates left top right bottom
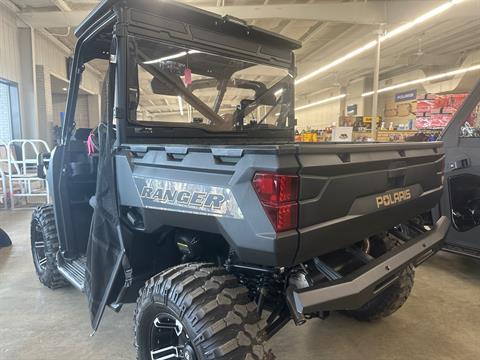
(75, 0, 301, 51)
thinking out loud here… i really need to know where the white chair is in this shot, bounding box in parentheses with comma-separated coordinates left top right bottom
(7, 140, 51, 209)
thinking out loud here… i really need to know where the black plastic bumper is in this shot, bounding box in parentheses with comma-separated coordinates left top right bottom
(288, 216, 450, 318)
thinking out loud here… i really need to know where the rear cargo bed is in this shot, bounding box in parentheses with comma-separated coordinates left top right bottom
(294, 142, 444, 264)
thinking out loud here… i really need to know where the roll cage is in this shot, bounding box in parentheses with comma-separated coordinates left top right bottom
(62, 0, 300, 147)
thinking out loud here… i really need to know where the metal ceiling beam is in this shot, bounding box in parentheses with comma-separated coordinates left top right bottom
(201, 1, 470, 24)
(0, 0, 20, 13)
(17, 1, 478, 28)
(298, 25, 361, 63)
(17, 10, 89, 28)
(51, 0, 72, 12)
(205, 3, 384, 23)
(37, 28, 102, 78)
(299, 23, 330, 43)
(298, 53, 461, 74)
(295, 51, 465, 97)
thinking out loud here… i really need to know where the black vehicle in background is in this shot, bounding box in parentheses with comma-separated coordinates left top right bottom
(30, 1, 449, 359)
(437, 79, 480, 259)
(0, 228, 11, 247)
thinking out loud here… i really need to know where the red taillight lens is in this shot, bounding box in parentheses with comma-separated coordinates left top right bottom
(262, 203, 299, 232)
(252, 173, 298, 204)
(252, 172, 299, 232)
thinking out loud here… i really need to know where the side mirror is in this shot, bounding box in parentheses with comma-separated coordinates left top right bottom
(151, 77, 177, 96)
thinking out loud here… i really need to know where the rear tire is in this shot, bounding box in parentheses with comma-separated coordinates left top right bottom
(345, 234, 415, 321)
(134, 263, 273, 360)
(31, 205, 69, 289)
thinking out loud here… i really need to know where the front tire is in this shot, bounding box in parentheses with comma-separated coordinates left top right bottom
(345, 234, 415, 321)
(30, 205, 69, 289)
(134, 263, 272, 360)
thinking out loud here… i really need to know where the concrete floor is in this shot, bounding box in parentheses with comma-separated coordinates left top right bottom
(1, 210, 480, 360)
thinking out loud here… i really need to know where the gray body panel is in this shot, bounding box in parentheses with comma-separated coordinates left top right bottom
(117, 142, 444, 267)
(117, 145, 299, 266)
(438, 79, 480, 254)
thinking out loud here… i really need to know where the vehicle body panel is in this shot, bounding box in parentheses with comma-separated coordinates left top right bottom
(117, 142, 445, 267)
(438, 79, 480, 257)
(296, 142, 444, 263)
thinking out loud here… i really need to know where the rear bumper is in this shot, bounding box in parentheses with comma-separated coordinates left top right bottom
(287, 216, 450, 318)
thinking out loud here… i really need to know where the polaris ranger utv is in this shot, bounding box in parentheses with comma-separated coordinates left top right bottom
(30, 1, 449, 359)
(436, 78, 480, 259)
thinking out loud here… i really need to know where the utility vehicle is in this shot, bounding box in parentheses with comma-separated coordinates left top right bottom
(31, 1, 449, 359)
(436, 78, 480, 259)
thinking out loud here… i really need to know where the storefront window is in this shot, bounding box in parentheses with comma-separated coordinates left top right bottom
(0, 79, 21, 143)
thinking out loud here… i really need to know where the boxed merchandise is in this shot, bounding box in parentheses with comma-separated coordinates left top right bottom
(332, 127, 353, 142)
(415, 93, 469, 129)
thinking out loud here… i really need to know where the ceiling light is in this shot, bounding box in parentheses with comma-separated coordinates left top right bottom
(296, 41, 377, 85)
(362, 64, 480, 97)
(62, 87, 68, 91)
(144, 50, 201, 65)
(296, 0, 466, 86)
(380, 0, 464, 42)
(296, 94, 346, 111)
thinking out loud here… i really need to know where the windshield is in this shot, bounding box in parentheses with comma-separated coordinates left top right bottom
(127, 36, 295, 132)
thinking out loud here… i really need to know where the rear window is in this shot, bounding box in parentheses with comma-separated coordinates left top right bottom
(127, 36, 295, 132)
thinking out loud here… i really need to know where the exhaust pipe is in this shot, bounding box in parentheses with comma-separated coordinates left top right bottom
(286, 271, 311, 326)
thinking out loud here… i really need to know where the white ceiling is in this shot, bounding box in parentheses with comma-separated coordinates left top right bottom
(8, 0, 480, 114)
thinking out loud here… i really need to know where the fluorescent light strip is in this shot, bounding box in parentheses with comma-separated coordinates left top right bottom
(296, 94, 346, 111)
(296, 41, 377, 85)
(380, 0, 463, 42)
(362, 64, 480, 97)
(144, 50, 201, 65)
(295, 0, 466, 86)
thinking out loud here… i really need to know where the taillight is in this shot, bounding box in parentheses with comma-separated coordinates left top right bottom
(252, 172, 299, 232)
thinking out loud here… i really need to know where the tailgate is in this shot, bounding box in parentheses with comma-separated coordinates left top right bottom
(295, 142, 444, 263)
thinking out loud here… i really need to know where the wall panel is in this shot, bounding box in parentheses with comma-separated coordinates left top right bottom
(0, 5, 21, 83)
(34, 31, 100, 95)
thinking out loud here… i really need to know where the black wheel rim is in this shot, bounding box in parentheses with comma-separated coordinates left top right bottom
(149, 313, 196, 360)
(33, 223, 47, 271)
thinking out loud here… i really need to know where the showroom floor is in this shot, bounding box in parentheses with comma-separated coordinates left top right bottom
(1, 210, 480, 360)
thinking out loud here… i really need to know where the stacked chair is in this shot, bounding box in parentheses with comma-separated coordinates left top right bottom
(0, 140, 50, 210)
